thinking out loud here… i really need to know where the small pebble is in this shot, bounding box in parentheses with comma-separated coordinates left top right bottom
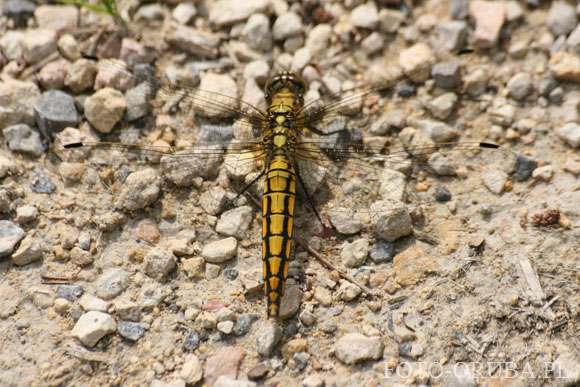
(71, 311, 117, 347)
(183, 330, 200, 351)
(256, 321, 282, 356)
(118, 321, 145, 341)
(335, 333, 384, 365)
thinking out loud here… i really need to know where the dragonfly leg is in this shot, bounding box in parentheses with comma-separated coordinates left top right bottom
(294, 161, 324, 226)
(219, 169, 267, 215)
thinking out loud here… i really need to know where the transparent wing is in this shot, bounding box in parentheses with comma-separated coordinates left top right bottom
(92, 56, 268, 137)
(297, 47, 459, 135)
(48, 135, 267, 216)
(293, 137, 519, 242)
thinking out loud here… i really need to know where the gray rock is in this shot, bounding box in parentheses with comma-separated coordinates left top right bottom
(134, 4, 163, 22)
(243, 60, 269, 84)
(256, 321, 282, 356)
(65, 58, 97, 93)
(340, 238, 369, 268)
(114, 299, 140, 321)
(305, 24, 332, 56)
(33, 89, 78, 136)
(399, 43, 435, 83)
(29, 174, 55, 194)
(183, 330, 200, 351)
(208, 0, 269, 27)
(217, 321, 234, 334)
(0, 188, 13, 213)
(0, 221, 26, 257)
(84, 87, 126, 133)
(95, 59, 136, 91)
(22, 29, 57, 64)
(71, 311, 117, 347)
(410, 118, 458, 142)
(56, 285, 83, 302)
(489, 104, 515, 127)
(116, 168, 160, 211)
(202, 237, 238, 263)
(144, 249, 177, 282)
(118, 321, 145, 341)
(556, 123, 580, 148)
(216, 206, 253, 238)
(38, 59, 68, 90)
(532, 165, 554, 182)
(464, 68, 487, 96)
(138, 284, 167, 310)
(2, 0, 36, 27)
(568, 24, 580, 53)
(180, 354, 203, 385)
(2, 124, 43, 157)
(302, 375, 325, 387)
(0, 79, 40, 129)
(547, 2, 577, 37)
(293, 352, 310, 370)
(11, 235, 42, 265)
(508, 40, 528, 59)
(350, 2, 379, 29)
(361, 32, 385, 56)
(242, 14, 272, 52)
(28, 286, 55, 309)
(279, 285, 301, 320)
(200, 187, 229, 216)
(436, 21, 468, 52)
(272, 12, 303, 41)
(15, 205, 38, 224)
(164, 21, 220, 58)
(172, 2, 197, 25)
(427, 92, 458, 120)
(369, 241, 395, 263)
(314, 287, 332, 307)
(432, 62, 462, 89)
(198, 73, 238, 117)
(335, 333, 384, 364)
(338, 281, 362, 301)
(328, 209, 363, 235)
(320, 319, 337, 333)
(514, 153, 537, 181)
(538, 73, 558, 96)
(299, 310, 316, 326)
(449, 0, 468, 19)
(70, 246, 93, 266)
(379, 9, 404, 33)
(0, 157, 20, 180)
(79, 294, 108, 313)
(370, 200, 412, 242)
(507, 73, 533, 100)
(58, 34, 80, 61)
(434, 186, 452, 202)
(95, 268, 131, 300)
(124, 82, 153, 121)
(234, 314, 259, 336)
(34, 4, 78, 32)
(214, 376, 256, 387)
(482, 167, 509, 194)
(0, 285, 22, 318)
(291, 47, 312, 72)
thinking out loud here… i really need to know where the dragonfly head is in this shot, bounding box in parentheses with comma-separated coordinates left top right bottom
(265, 71, 305, 110)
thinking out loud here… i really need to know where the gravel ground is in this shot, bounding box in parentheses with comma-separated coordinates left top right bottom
(1, 0, 580, 386)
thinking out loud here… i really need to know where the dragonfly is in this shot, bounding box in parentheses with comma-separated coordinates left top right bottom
(50, 51, 519, 319)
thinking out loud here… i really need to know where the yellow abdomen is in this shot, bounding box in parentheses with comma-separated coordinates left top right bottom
(262, 154, 296, 318)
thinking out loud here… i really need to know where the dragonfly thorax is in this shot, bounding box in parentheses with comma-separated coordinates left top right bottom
(265, 71, 305, 111)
